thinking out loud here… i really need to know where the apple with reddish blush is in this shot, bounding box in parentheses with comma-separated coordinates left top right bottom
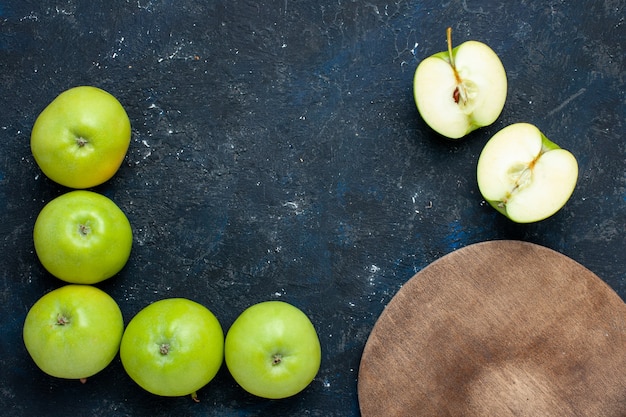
(31, 86, 131, 188)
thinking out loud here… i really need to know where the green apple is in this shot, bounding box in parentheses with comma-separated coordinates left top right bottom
(225, 301, 321, 399)
(33, 190, 133, 284)
(23, 284, 124, 380)
(477, 122, 579, 223)
(120, 298, 224, 400)
(413, 27, 507, 139)
(31, 86, 131, 188)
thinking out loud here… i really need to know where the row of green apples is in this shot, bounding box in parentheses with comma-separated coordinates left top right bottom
(23, 86, 321, 401)
(414, 28, 578, 223)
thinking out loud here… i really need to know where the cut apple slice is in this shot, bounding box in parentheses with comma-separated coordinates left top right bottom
(413, 28, 507, 139)
(477, 123, 578, 223)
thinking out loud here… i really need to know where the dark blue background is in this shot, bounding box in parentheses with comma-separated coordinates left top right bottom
(1, 1, 624, 416)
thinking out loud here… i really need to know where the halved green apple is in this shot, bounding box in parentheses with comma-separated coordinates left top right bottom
(413, 28, 507, 139)
(477, 123, 578, 223)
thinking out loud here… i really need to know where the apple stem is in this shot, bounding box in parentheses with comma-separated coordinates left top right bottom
(272, 353, 283, 366)
(80, 378, 88, 384)
(56, 313, 69, 326)
(78, 223, 91, 237)
(446, 27, 468, 105)
(191, 392, 200, 403)
(447, 27, 455, 69)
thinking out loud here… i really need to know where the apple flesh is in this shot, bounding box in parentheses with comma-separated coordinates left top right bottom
(413, 28, 507, 139)
(23, 285, 124, 380)
(477, 123, 578, 223)
(30, 86, 131, 189)
(225, 301, 321, 399)
(120, 298, 224, 399)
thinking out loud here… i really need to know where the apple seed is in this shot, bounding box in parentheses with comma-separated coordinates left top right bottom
(453, 87, 461, 103)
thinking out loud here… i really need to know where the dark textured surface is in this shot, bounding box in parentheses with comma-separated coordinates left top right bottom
(0, 1, 624, 416)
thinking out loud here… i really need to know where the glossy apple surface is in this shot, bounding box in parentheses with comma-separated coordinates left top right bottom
(31, 86, 131, 188)
(33, 190, 133, 284)
(413, 28, 507, 139)
(23, 284, 124, 380)
(225, 301, 321, 399)
(120, 298, 224, 399)
(477, 123, 578, 223)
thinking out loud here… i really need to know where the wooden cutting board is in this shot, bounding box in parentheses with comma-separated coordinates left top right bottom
(358, 240, 626, 416)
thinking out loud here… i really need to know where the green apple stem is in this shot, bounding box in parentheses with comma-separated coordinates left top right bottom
(76, 137, 88, 147)
(56, 313, 69, 326)
(78, 223, 91, 236)
(80, 378, 88, 384)
(272, 353, 283, 366)
(447, 27, 456, 70)
(446, 27, 469, 106)
(191, 392, 200, 403)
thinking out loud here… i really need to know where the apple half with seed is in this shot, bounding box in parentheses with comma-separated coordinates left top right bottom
(413, 27, 507, 139)
(477, 123, 578, 223)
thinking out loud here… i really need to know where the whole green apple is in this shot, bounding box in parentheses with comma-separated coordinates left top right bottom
(477, 123, 578, 223)
(225, 301, 322, 399)
(413, 28, 507, 139)
(30, 86, 131, 188)
(23, 284, 124, 380)
(33, 190, 133, 284)
(120, 298, 224, 400)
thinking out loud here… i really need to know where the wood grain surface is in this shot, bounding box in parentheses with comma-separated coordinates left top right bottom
(358, 240, 626, 416)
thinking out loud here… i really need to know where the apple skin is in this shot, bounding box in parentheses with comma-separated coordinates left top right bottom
(225, 300, 322, 399)
(33, 190, 133, 284)
(413, 38, 507, 139)
(120, 298, 224, 398)
(477, 123, 579, 223)
(31, 86, 131, 189)
(23, 284, 124, 380)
